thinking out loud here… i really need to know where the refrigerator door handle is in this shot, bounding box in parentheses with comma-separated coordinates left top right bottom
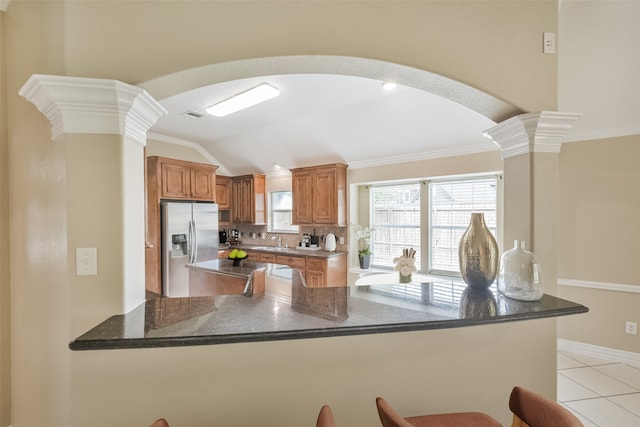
(192, 219, 198, 263)
(188, 220, 194, 264)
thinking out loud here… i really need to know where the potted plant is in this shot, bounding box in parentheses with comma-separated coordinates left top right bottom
(352, 224, 374, 269)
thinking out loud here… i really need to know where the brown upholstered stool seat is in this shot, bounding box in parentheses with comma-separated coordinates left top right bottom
(376, 397, 501, 427)
(509, 386, 583, 427)
(316, 405, 336, 427)
(150, 419, 169, 427)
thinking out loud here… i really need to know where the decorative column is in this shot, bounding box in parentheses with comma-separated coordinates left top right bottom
(484, 111, 580, 295)
(19, 75, 166, 317)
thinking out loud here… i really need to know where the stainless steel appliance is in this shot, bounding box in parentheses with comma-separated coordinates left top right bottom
(162, 201, 219, 297)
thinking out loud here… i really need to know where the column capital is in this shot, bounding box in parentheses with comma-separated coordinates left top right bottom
(19, 74, 167, 145)
(484, 111, 582, 159)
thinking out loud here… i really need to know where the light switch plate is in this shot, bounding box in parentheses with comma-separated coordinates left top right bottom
(76, 247, 98, 276)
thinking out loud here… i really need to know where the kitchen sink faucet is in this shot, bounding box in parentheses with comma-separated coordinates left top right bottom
(271, 236, 282, 247)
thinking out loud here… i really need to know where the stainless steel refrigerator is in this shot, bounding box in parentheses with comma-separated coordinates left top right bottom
(161, 201, 219, 297)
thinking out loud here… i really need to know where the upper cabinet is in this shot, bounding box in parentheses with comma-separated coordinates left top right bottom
(149, 156, 218, 201)
(215, 176, 232, 209)
(216, 175, 232, 225)
(291, 163, 348, 226)
(232, 174, 266, 225)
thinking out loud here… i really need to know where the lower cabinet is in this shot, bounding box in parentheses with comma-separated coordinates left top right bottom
(259, 252, 277, 263)
(307, 255, 347, 288)
(275, 254, 306, 271)
(274, 253, 346, 288)
(305, 258, 326, 288)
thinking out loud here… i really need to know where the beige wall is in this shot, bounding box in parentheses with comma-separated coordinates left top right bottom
(62, 0, 557, 112)
(146, 138, 211, 165)
(3, 1, 568, 426)
(0, 9, 11, 427)
(5, 2, 70, 426)
(68, 319, 557, 427)
(557, 136, 640, 353)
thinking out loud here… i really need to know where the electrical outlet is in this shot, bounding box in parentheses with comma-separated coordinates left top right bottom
(625, 321, 637, 335)
(339, 236, 345, 245)
(543, 32, 556, 54)
(76, 247, 98, 276)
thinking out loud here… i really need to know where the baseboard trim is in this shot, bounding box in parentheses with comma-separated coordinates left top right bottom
(558, 278, 640, 294)
(558, 339, 640, 366)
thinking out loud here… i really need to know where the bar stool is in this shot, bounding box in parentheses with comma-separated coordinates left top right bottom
(150, 419, 170, 427)
(509, 386, 583, 427)
(376, 397, 501, 427)
(316, 405, 336, 427)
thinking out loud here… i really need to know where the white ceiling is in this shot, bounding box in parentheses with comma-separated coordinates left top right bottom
(149, 73, 506, 176)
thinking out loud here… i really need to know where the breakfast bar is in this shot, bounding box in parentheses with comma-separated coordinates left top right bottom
(69, 271, 588, 351)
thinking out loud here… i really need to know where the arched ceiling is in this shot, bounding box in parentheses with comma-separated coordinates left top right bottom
(141, 56, 524, 175)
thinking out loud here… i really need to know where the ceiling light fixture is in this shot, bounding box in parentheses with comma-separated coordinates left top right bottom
(382, 81, 397, 91)
(205, 83, 280, 117)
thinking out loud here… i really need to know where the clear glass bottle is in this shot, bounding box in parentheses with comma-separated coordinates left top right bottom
(497, 240, 543, 301)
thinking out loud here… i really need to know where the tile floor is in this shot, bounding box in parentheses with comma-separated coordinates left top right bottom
(558, 350, 640, 426)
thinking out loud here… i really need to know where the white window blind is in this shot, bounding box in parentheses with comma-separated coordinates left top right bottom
(429, 177, 497, 275)
(269, 191, 299, 233)
(370, 183, 421, 269)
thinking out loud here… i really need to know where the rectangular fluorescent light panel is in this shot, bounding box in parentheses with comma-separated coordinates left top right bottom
(206, 83, 280, 117)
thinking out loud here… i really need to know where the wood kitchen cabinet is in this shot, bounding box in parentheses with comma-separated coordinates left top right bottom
(145, 156, 218, 294)
(232, 174, 266, 224)
(305, 255, 347, 288)
(215, 176, 232, 209)
(274, 252, 347, 288)
(148, 156, 218, 201)
(291, 163, 348, 226)
(258, 252, 277, 263)
(275, 254, 306, 271)
(216, 175, 232, 225)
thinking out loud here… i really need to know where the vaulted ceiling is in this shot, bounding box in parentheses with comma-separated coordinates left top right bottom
(145, 57, 524, 176)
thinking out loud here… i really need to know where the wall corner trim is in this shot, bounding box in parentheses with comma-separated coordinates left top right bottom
(558, 339, 640, 366)
(18, 74, 167, 145)
(484, 111, 583, 159)
(558, 278, 640, 294)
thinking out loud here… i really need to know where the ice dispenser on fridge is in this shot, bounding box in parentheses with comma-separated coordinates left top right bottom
(172, 233, 188, 256)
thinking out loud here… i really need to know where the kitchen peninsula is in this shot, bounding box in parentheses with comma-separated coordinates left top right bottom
(69, 273, 587, 351)
(187, 258, 271, 297)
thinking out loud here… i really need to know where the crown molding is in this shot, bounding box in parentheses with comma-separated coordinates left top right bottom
(348, 142, 498, 170)
(146, 132, 233, 176)
(483, 111, 582, 159)
(19, 74, 167, 145)
(563, 124, 640, 143)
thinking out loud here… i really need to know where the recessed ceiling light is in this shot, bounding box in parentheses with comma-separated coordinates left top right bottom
(206, 83, 280, 117)
(382, 81, 397, 91)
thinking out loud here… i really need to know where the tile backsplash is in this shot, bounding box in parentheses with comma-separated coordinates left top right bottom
(228, 224, 349, 252)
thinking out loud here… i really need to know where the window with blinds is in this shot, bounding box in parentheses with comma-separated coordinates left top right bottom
(269, 191, 299, 233)
(429, 177, 498, 275)
(370, 183, 421, 270)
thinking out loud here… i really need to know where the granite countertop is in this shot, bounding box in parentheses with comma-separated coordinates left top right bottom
(69, 272, 588, 351)
(187, 259, 278, 278)
(220, 243, 347, 258)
